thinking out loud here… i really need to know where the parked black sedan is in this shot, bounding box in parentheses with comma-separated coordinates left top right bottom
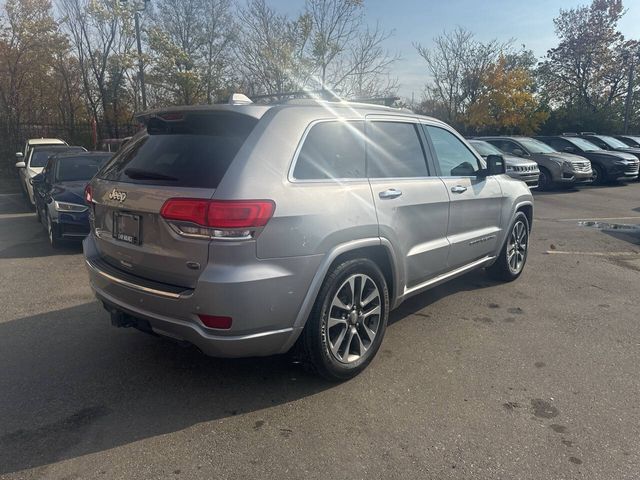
(614, 135, 640, 148)
(32, 151, 112, 247)
(536, 136, 639, 185)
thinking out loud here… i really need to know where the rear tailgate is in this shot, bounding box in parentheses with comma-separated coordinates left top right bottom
(89, 111, 260, 289)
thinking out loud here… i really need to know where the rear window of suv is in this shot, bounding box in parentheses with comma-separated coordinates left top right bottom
(98, 112, 258, 188)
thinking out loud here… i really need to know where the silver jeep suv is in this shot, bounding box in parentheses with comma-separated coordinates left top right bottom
(83, 98, 533, 380)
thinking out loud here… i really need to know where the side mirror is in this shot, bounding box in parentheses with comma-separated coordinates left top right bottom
(564, 146, 576, 153)
(15, 161, 26, 169)
(15, 152, 23, 159)
(484, 154, 506, 176)
(30, 173, 44, 185)
(512, 148, 526, 157)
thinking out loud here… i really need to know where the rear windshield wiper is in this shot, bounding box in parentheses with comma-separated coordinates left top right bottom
(124, 168, 178, 181)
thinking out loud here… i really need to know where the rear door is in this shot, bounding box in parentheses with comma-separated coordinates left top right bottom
(423, 125, 503, 268)
(90, 111, 259, 288)
(366, 117, 450, 290)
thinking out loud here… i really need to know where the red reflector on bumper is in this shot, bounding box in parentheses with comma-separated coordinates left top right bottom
(198, 314, 232, 329)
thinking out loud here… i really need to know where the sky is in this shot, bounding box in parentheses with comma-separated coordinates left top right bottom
(268, 0, 640, 99)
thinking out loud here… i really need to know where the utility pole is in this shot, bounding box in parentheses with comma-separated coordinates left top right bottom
(623, 48, 639, 134)
(121, 0, 149, 111)
(134, 10, 147, 111)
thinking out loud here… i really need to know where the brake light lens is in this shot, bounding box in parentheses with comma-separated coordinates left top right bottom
(207, 200, 275, 228)
(160, 198, 275, 238)
(198, 314, 232, 329)
(160, 199, 209, 226)
(84, 184, 93, 204)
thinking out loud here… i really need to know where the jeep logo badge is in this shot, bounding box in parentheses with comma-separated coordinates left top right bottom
(108, 188, 127, 203)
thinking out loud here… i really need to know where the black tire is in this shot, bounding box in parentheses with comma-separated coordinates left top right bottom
(487, 212, 530, 282)
(591, 164, 605, 185)
(46, 213, 63, 248)
(538, 167, 553, 191)
(296, 258, 389, 381)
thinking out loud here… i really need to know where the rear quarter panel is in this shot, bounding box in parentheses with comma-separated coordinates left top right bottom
(213, 107, 379, 260)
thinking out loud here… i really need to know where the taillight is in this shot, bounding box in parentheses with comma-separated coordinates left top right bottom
(160, 199, 209, 226)
(84, 184, 93, 204)
(207, 200, 275, 228)
(160, 198, 275, 239)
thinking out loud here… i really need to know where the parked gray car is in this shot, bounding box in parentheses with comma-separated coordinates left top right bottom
(478, 136, 592, 190)
(84, 98, 534, 380)
(468, 139, 539, 188)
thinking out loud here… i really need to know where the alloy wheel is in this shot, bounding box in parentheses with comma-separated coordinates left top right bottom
(507, 220, 528, 274)
(326, 274, 382, 364)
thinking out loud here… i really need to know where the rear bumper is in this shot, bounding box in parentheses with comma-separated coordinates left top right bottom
(83, 234, 321, 358)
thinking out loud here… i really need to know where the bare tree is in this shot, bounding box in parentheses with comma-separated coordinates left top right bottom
(146, 0, 235, 104)
(335, 22, 399, 98)
(58, 0, 133, 138)
(306, 0, 363, 89)
(235, 0, 311, 96)
(414, 27, 509, 125)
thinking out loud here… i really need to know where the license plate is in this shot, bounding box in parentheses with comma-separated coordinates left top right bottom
(113, 212, 141, 245)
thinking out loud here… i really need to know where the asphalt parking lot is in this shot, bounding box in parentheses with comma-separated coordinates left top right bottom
(1, 183, 639, 480)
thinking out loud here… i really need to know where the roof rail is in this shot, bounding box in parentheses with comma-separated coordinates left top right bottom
(250, 90, 340, 103)
(580, 132, 597, 135)
(562, 132, 578, 136)
(249, 90, 401, 108)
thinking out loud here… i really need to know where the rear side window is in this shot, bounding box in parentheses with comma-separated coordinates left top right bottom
(367, 122, 428, 178)
(99, 112, 258, 188)
(293, 121, 365, 180)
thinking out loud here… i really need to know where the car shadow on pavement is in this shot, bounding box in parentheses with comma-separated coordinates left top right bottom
(0, 233, 83, 259)
(0, 302, 330, 475)
(0, 270, 503, 475)
(388, 269, 500, 325)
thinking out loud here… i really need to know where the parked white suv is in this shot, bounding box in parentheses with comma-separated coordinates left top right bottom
(15, 138, 76, 206)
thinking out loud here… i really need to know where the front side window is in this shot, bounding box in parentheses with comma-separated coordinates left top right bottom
(426, 126, 481, 176)
(293, 121, 365, 180)
(367, 121, 428, 178)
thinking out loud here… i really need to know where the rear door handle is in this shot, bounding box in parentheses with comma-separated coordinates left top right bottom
(379, 188, 403, 199)
(450, 185, 467, 194)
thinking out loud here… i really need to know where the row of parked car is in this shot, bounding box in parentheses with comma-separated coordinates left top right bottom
(13, 132, 640, 250)
(470, 134, 640, 189)
(14, 138, 113, 247)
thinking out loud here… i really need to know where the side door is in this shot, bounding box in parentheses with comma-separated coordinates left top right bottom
(366, 117, 450, 291)
(423, 125, 503, 268)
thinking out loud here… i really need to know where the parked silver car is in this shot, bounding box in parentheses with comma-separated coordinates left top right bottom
(468, 139, 539, 188)
(478, 136, 592, 190)
(84, 97, 534, 380)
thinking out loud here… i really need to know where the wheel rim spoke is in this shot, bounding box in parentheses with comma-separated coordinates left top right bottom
(327, 273, 382, 364)
(507, 221, 527, 274)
